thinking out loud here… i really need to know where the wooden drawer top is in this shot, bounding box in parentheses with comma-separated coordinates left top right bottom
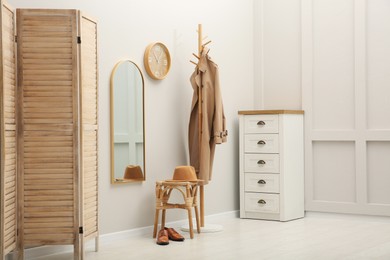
(238, 110, 304, 115)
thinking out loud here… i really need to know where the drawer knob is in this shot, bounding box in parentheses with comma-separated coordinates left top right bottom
(257, 199, 266, 204)
(257, 179, 266, 184)
(257, 160, 266, 165)
(257, 140, 266, 145)
(257, 120, 266, 126)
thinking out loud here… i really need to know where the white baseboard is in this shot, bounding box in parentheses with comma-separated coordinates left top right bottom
(22, 210, 238, 259)
(305, 211, 390, 222)
(98, 210, 238, 244)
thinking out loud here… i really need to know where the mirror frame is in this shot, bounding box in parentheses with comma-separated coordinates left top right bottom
(110, 60, 146, 184)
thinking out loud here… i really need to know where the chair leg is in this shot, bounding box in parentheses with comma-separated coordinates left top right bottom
(194, 206, 200, 233)
(161, 209, 166, 229)
(187, 208, 194, 239)
(153, 209, 160, 238)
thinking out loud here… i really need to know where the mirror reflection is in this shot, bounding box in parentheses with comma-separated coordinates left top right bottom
(110, 60, 145, 183)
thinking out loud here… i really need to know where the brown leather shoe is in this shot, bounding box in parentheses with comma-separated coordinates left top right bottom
(156, 229, 169, 245)
(164, 227, 185, 241)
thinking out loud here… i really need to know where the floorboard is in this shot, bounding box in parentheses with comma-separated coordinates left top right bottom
(23, 212, 390, 260)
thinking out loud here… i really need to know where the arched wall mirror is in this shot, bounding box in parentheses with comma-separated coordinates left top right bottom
(110, 60, 145, 184)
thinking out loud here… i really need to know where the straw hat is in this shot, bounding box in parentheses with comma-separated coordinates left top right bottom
(166, 166, 202, 182)
(123, 165, 144, 179)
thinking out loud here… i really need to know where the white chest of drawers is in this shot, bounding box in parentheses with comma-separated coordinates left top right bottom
(238, 110, 304, 221)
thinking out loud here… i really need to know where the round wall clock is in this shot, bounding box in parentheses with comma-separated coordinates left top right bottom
(143, 42, 171, 80)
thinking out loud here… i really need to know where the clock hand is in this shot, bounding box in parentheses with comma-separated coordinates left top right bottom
(152, 50, 159, 62)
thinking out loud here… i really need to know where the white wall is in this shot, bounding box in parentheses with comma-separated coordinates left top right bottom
(255, 0, 390, 216)
(9, 0, 254, 234)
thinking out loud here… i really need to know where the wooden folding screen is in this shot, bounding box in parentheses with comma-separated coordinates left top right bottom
(16, 9, 98, 259)
(79, 13, 99, 255)
(0, 1, 17, 259)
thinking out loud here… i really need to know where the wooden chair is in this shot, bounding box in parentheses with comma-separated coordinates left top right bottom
(153, 180, 201, 239)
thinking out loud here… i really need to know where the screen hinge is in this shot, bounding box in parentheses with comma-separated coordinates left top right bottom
(79, 226, 84, 234)
(14, 35, 17, 43)
(77, 36, 81, 44)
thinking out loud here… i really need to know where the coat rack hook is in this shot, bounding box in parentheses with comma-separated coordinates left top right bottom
(202, 40, 212, 47)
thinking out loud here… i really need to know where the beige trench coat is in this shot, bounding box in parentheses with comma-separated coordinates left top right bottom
(188, 47, 227, 184)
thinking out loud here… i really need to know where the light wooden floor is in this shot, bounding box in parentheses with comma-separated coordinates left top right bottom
(29, 212, 390, 260)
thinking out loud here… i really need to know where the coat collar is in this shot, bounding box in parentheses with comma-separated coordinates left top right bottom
(193, 47, 210, 87)
(189, 47, 211, 111)
(197, 47, 210, 73)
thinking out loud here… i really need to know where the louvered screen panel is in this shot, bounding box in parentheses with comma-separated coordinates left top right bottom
(17, 9, 79, 246)
(1, 0, 17, 257)
(79, 13, 98, 241)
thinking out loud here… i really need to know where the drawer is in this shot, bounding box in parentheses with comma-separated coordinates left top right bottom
(244, 134, 279, 153)
(244, 115, 279, 134)
(245, 173, 280, 193)
(244, 154, 280, 173)
(245, 193, 280, 214)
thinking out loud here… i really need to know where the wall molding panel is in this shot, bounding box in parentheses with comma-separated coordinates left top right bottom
(302, 0, 390, 216)
(255, 0, 390, 216)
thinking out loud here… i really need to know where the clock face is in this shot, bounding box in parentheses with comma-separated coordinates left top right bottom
(144, 42, 171, 80)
